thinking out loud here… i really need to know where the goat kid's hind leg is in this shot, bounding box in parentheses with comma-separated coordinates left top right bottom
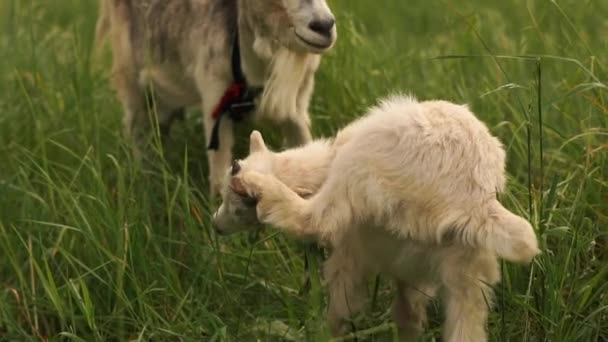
(393, 281, 436, 341)
(241, 169, 354, 242)
(440, 253, 500, 342)
(240, 171, 316, 238)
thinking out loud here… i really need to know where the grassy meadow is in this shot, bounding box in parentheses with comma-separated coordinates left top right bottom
(1, 0, 607, 340)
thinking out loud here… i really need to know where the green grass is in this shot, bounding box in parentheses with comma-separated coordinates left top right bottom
(1, 0, 606, 340)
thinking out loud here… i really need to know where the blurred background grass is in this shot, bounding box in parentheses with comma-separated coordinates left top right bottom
(0, 0, 606, 340)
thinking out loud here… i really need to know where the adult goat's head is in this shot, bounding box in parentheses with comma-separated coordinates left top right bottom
(251, 0, 337, 54)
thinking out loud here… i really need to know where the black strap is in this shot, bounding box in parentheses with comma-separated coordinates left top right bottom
(207, 29, 261, 150)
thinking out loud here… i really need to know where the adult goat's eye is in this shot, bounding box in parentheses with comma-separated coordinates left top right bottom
(231, 160, 241, 176)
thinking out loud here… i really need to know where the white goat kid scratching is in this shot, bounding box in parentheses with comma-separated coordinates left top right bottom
(96, 0, 337, 195)
(218, 95, 540, 341)
(213, 131, 333, 235)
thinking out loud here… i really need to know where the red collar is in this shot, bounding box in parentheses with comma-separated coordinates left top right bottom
(207, 28, 261, 150)
(211, 82, 247, 120)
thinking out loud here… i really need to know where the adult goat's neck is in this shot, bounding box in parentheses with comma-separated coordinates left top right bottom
(234, 1, 275, 88)
(235, 0, 320, 120)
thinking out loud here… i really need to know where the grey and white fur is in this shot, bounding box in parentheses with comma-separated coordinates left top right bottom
(95, 0, 337, 195)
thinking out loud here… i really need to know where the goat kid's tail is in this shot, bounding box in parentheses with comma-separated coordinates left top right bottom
(477, 200, 540, 264)
(444, 200, 540, 263)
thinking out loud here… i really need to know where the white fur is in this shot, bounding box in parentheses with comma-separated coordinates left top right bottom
(214, 95, 540, 341)
(259, 47, 321, 124)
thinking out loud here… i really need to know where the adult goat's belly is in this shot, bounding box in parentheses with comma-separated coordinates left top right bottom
(139, 64, 200, 108)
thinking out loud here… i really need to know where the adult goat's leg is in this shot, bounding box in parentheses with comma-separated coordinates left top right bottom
(200, 78, 234, 198)
(282, 116, 312, 147)
(284, 71, 315, 147)
(113, 66, 149, 157)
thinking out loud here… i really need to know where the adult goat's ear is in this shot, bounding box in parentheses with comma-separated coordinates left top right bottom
(249, 130, 267, 153)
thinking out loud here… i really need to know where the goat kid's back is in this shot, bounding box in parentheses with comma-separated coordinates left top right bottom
(321, 96, 540, 263)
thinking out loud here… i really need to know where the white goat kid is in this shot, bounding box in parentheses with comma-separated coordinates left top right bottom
(213, 95, 540, 341)
(95, 0, 337, 195)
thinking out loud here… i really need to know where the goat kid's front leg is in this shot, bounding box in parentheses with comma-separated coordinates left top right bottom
(240, 171, 320, 241)
(324, 248, 368, 337)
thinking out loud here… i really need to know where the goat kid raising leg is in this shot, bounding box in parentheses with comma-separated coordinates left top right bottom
(239, 170, 368, 336)
(239, 169, 440, 339)
(239, 165, 354, 244)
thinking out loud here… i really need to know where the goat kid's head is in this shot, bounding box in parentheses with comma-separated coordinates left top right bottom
(212, 131, 273, 235)
(257, 0, 337, 54)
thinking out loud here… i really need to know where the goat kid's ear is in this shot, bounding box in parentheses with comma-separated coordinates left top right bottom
(294, 187, 313, 199)
(249, 130, 267, 153)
